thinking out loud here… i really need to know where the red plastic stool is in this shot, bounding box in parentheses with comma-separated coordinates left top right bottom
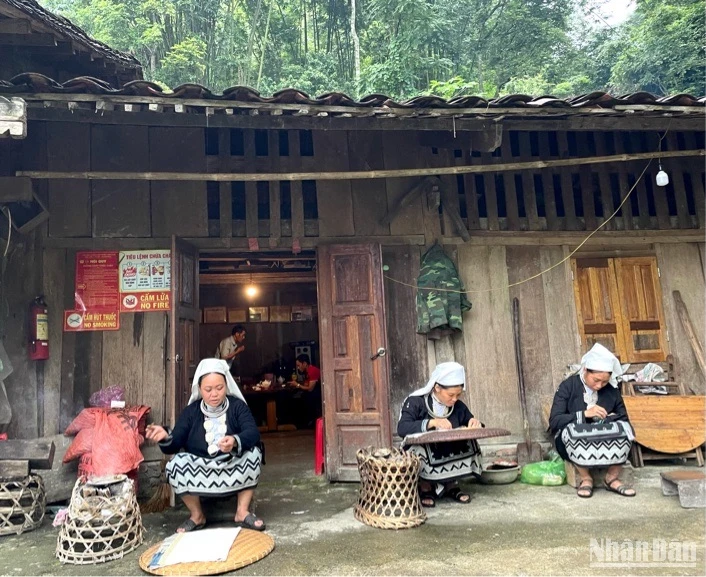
(314, 417, 325, 475)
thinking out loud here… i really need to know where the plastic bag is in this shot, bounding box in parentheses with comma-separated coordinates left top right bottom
(520, 452, 566, 486)
(89, 386, 125, 408)
(63, 428, 95, 463)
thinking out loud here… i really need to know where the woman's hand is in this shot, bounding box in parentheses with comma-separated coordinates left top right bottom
(218, 435, 237, 453)
(145, 424, 168, 443)
(430, 418, 453, 430)
(467, 418, 482, 429)
(585, 405, 608, 420)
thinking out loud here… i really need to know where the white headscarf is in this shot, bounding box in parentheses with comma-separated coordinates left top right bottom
(409, 361, 466, 397)
(187, 358, 247, 405)
(580, 343, 625, 388)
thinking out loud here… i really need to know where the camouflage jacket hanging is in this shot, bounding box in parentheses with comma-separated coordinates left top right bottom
(416, 244, 472, 339)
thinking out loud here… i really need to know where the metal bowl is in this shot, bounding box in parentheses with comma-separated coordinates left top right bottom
(479, 465, 520, 485)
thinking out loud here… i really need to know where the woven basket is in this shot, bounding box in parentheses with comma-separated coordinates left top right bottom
(56, 475, 143, 564)
(354, 447, 426, 530)
(0, 474, 46, 536)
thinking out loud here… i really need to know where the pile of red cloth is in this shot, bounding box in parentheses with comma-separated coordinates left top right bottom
(63, 406, 150, 476)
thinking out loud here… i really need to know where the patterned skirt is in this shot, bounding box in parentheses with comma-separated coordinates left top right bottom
(556, 421, 633, 468)
(166, 446, 262, 496)
(407, 440, 482, 483)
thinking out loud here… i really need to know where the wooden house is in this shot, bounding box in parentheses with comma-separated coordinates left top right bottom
(0, 67, 703, 481)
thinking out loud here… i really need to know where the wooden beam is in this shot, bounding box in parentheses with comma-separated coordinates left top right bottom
(0, 439, 55, 469)
(0, 19, 31, 34)
(674, 290, 706, 377)
(0, 460, 29, 479)
(0, 176, 33, 202)
(41, 228, 704, 251)
(24, 105, 705, 132)
(0, 32, 55, 46)
(18, 149, 705, 183)
(201, 271, 317, 285)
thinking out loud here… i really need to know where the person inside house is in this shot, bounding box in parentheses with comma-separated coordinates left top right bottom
(214, 325, 246, 379)
(288, 354, 321, 427)
(549, 343, 636, 499)
(398, 361, 483, 507)
(145, 358, 265, 532)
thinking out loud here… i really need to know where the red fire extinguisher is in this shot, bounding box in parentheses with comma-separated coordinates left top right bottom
(29, 296, 49, 361)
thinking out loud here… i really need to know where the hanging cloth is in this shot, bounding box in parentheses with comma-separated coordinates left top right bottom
(416, 244, 472, 339)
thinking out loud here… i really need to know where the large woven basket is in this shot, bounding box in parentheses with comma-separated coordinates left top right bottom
(0, 474, 46, 536)
(354, 447, 426, 530)
(56, 475, 143, 564)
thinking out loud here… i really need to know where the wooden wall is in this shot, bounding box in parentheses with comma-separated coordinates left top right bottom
(1, 118, 704, 442)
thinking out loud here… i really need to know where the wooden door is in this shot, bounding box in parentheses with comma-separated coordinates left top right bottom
(572, 256, 668, 363)
(169, 237, 200, 422)
(317, 244, 392, 481)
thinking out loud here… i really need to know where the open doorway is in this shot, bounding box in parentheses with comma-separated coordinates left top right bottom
(198, 251, 321, 466)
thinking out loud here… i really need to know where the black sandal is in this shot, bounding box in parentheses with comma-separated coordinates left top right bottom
(445, 487, 471, 504)
(604, 478, 636, 497)
(577, 479, 594, 498)
(419, 490, 436, 508)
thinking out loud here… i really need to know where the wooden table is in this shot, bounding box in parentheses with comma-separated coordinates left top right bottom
(243, 385, 299, 432)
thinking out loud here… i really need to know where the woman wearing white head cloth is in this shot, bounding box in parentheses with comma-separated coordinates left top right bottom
(397, 361, 483, 507)
(145, 358, 265, 532)
(549, 343, 636, 498)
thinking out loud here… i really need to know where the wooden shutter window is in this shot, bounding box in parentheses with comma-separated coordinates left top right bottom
(572, 256, 668, 363)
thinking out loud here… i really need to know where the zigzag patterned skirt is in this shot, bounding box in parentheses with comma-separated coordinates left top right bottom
(557, 421, 633, 468)
(407, 440, 482, 482)
(166, 446, 262, 496)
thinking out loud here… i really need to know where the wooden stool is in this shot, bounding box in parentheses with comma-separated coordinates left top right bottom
(354, 447, 426, 530)
(0, 473, 46, 536)
(564, 461, 635, 488)
(56, 475, 143, 564)
(660, 470, 706, 508)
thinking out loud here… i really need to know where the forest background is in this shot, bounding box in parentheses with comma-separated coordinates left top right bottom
(41, 0, 705, 99)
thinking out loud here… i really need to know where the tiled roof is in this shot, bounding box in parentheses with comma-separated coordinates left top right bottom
(0, 0, 141, 69)
(0, 74, 703, 109)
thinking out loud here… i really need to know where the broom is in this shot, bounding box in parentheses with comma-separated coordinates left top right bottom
(140, 455, 171, 514)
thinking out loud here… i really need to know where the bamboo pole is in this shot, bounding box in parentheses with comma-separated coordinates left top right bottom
(17, 149, 704, 182)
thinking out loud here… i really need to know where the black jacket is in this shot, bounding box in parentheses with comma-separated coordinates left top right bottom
(159, 395, 260, 458)
(548, 374, 629, 436)
(397, 394, 476, 438)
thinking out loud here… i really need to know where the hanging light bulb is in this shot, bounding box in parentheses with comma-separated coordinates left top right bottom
(244, 271, 258, 298)
(656, 164, 669, 187)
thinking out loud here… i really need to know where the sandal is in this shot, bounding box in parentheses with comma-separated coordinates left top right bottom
(577, 479, 594, 498)
(176, 518, 206, 533)
(604, 478, 636, 497)
(234, 512, 266, 531)
(419, 491, 436, 508)
(445, 487, 471, 504)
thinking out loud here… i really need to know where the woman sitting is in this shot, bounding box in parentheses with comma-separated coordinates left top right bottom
(549, 343, 636, 499)
(145, 358, 265, 532)
(398, 361, 483, 507)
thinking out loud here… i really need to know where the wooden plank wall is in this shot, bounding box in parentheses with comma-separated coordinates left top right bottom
(655, 243, 706, 394)
(382, 246, 429, 427)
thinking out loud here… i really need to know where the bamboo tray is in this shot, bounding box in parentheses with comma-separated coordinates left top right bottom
(403, 427, 511, 445)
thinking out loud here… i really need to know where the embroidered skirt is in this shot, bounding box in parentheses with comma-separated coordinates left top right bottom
(166, 446, 262, 496)
(556, 421, 633, 467)
(407, 439, 482, 482)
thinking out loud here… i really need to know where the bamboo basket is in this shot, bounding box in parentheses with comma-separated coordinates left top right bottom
(0, 474, 46, 536)
(354, 447, 426, 530)
(56, 475, 143, 564)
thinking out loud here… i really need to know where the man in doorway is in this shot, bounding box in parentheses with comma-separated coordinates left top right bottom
(215, 325, 246, 379)
(291, 354, 320, 391)
(289, 354, 321, 428)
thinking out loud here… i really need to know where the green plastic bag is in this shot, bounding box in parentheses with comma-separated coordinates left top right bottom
(519, 452, 566, 486)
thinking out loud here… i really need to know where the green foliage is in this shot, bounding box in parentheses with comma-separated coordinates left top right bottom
(37, 0, 705, 98)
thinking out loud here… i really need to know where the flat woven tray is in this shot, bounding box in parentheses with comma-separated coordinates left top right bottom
(138, 529, 275, 576)
(403, 427, 511, 445)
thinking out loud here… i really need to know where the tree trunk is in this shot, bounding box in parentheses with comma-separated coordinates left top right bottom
(350, 0, 360, 98)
